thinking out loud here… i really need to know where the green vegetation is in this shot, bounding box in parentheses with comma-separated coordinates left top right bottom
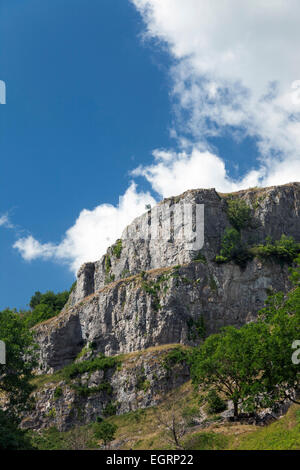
(140, 272, 170, 312)
(206, 390, 227, 414)
(216, 230, 299, 267)
(0, 309, 37, 449)
(231, 406, 300, 450)
(163, 346, 190, 371)
(216, 227, 252, 266)
(216, 194, 300, 267)
(22, 288, 72, 328)
(29, 424, 99, 450)
(112, 239, 122, 259)
(0, 409, 35, 450)
(53, 386, 63, 400)
(61, 354, 120, 380)
(193, 252, 207, 264)
(191, 256, 300, 418)
(104, 254, 111, 274)
(105, 273, 115, 284)
(103, 401, 118, 417)
(226, 197, 252, 231)
(93, 420, 118, 449)
(183, 431, 229, 450)
(187, 316, 206, 341)
(72, 382, 112, 397)
(250, 235, 300, 263)
(104, 253, 115, 284)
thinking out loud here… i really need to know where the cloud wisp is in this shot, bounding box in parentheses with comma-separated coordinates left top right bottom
(0, 213, 14, 229)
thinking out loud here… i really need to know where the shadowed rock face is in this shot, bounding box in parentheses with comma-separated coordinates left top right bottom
(33, 183, 299, 374)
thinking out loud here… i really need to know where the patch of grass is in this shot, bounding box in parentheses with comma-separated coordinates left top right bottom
(29, 424, 98, 450)
(62, 354, 120, 380)
(112, 239, 122, 259)
(231, 405, 300, 450)
(163, 346, 190, 370)
(183, 432, 229, 450)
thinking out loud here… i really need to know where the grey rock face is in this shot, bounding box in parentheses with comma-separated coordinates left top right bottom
(69, 183, 300, 306)
(22, 346, 190, 431)
(33, 183, 299, 373)
(35, 258, 291, 373)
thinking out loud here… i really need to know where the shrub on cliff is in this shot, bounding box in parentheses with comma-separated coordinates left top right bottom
(227, 197, 252, 231)
(250, 235, 300, 263)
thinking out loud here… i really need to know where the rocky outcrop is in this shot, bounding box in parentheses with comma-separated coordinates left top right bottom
(69, 182, 300, 305)
(35, 183, 299, 373)
(22, 346, 190, 432)
(35, 258, 291, 374)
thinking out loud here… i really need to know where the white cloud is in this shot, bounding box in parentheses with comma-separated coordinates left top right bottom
(0, 213, 14, 229)
(133, 147, 262, 197)
(132, 0, 300, 184)
(14, 183, 156, 274)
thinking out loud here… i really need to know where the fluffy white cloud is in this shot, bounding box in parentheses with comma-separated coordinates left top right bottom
(132, 0, 300, 183)
(133, 147, 261, 197)
(14, 184, 156, 274)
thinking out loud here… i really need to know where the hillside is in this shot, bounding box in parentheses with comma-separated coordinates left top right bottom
(4, 182, 300, 449)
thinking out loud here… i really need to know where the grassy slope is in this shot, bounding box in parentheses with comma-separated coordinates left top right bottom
(31, 382, 300, 450)
(29, 343, 300, 450)
(107, 386, 300, 450)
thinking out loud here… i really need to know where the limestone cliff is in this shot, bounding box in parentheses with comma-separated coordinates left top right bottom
(34, 183, 299, 373)
(22, 182, 300, 431)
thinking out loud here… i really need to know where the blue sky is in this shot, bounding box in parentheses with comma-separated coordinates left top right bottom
(1, 0, 299, 310)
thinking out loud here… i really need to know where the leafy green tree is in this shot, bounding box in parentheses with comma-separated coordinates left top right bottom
(191, 257, 300, 417)
(29, 291, 42, 309)
(93, 420, 117, 449)
(190, 323, 270, 418)
(23, 289, 71, 328)
(257, 281, 300, 405)
(0, 309, 37, 449)
(0, 409, 34, 450)
(0, 309, 37, 415)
